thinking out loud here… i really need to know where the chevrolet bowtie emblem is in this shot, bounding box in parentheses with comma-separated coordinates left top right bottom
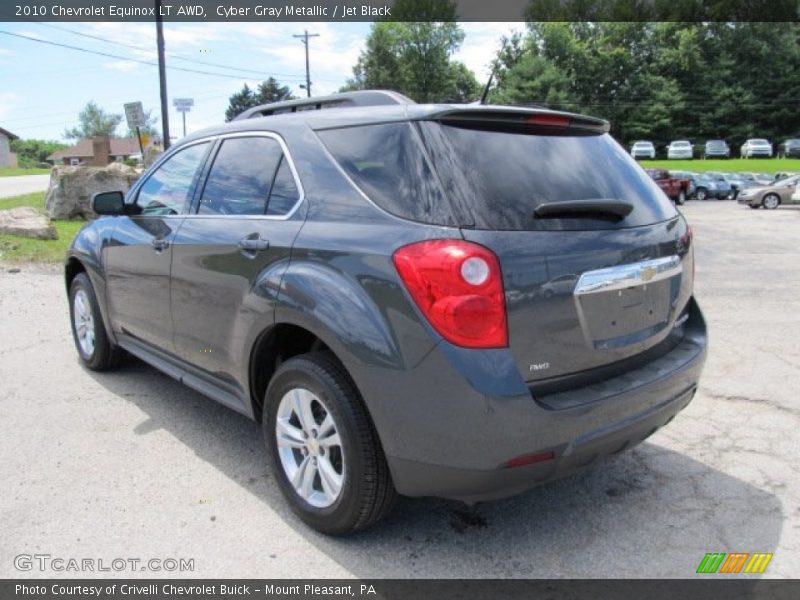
(641, 266, 657, 282)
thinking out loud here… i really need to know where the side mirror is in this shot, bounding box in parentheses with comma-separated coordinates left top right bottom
(92, 191, 125, 215)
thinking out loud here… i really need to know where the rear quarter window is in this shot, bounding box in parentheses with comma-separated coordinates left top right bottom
(316, 123, 458, 227)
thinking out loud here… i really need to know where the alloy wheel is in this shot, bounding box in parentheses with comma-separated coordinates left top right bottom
(275, 388, 344, 508)
(73, 289, 95, 357)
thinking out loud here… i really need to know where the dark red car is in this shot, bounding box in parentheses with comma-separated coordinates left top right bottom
(645, 169, 690, 205)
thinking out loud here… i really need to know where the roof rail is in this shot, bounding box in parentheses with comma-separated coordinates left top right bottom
(233, 90, 415, 121)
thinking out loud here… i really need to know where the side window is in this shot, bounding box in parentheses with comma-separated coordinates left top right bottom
(136, 142, 209, 216)
(266, 157, 300, 216)
(198, 137, 283, 216)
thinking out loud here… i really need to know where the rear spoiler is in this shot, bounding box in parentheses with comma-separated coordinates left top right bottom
(428, 108, 610, 135)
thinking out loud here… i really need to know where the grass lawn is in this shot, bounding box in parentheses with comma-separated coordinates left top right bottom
(0, 166, 51, 177)
(0, 191, 84, 263)
(639, 158, 800, 174)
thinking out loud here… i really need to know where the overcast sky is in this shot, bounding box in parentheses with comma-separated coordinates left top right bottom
(0, 21, 522, 142)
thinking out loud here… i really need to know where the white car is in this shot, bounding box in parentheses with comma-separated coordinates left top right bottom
(667, 140, 693, 159)
(740, 138, 773, 158)
(630, 141, 656, 159)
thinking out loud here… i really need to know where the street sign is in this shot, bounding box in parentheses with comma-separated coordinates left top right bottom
(173, 98, 194, 111)
(123, 102, 146, 130)
(173, 98, 194, 137)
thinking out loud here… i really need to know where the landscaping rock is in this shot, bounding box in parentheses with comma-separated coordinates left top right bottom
(0, 207, 58, 240)
(44, 163, 140, 220)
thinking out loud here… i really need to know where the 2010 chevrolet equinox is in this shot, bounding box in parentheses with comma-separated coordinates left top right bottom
(66, 91, 707, 534)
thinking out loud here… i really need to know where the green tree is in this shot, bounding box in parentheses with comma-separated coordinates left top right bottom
(225, 78, 295, 121)
(342, 0, 479, 102)
(225, 84, 257, 122)
(493, 21, 800, 149)
(256, 77, 295, 104)
(9, 139, 67, 167)
(64, 101, 123, 140)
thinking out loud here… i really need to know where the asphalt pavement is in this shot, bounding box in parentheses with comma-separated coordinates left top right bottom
(0, 174, 50, 199)
(0, 201, 797, 579)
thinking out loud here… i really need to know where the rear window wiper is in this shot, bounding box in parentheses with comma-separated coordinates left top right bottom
(534, 199, 634, 221)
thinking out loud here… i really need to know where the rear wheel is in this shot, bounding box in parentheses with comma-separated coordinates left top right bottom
(675, 190, 686, 205)
(69, 273, 120, 370)
(264, 352, 396, 535)
(762, 194, 780, 210)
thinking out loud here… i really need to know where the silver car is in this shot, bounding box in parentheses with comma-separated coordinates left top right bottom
(667, 140, 693, 160)
(740, 139, 773, 158)
(630, 140, 656, 159)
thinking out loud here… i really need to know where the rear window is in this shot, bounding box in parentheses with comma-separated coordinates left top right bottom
(319, 121, 676, 231)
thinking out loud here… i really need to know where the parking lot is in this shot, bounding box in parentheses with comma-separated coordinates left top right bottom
(0, 200, 798, 579)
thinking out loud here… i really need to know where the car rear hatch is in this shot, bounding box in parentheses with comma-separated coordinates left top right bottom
(316, 108, 695, 389)
(416, 111, 694, 385)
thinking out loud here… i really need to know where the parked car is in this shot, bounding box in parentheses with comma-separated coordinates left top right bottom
(668, 170, 697, 198)
(691, 172, 733, 200)
(66, 91, 706, 534)
(749, 172, 775, 186)
(777, 139, 800, 158)
(667, 140, 693, 160)
(630, 140, 656, 160)
(738, 175, 800, 209)
(703, 140, 730, 159)
(646, 168, 691, 204)
(740, 138, 773, 158)
(718, 172, 758, 199)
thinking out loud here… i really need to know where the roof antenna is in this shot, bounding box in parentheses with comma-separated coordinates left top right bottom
(479, 71, 494, 105)
(480, 39, 507, 105)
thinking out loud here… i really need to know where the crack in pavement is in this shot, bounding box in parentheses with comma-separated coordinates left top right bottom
(701, 389, 800, 419)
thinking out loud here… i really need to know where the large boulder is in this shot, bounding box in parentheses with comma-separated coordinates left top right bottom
(0, 207, 58, 240)
(45, 163, 140, 220)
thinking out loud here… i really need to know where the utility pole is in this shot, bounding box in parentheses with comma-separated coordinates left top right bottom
(293, 30, 319, 98)
(155, 0, 171, 149)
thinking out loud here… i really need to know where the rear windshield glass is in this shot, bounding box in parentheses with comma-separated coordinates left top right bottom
(318, 121, 676, 231)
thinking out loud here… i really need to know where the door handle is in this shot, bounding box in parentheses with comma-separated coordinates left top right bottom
(151, 238, 169, 251)
(238, 236, 270, 252)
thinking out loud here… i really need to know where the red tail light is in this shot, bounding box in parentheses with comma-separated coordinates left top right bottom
(393, 240, 508, 348)
(527, 114, 570, 128)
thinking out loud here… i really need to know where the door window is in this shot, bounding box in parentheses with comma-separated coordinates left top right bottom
(198, 137, 286, 216)
(136, 142, 210, 216)
(266, 157, 300, 216)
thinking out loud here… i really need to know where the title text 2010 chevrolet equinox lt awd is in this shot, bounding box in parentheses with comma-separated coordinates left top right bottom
(66, 91, 707, 534)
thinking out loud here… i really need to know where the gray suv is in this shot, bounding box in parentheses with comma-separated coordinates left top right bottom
(66, 91, 707, 534)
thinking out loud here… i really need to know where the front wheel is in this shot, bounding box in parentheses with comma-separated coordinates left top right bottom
(69, 273, 120, 370)
(264, 352, 396, 535)
(695, 188, 708, 201)
(762, 194, 780, 210)
(675, 190, 686, 205)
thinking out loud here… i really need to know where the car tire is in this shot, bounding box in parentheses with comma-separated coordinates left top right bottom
(264, 352, 397, 535)
(762, 194, 780, 210)
(69, 272, 121, 370)
(695, 188, 708, 201)
(676, 190, 686, 205)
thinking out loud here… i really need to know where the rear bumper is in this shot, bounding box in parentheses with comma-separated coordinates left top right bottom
(356, 299, 707, 503)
